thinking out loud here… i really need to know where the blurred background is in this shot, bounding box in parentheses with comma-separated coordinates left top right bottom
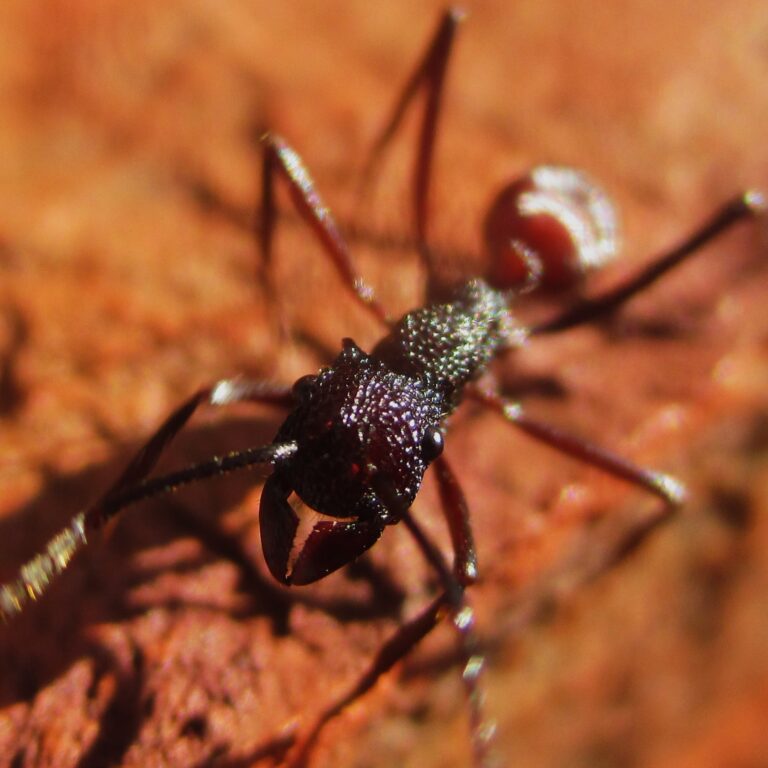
(0, 1, 767, 766)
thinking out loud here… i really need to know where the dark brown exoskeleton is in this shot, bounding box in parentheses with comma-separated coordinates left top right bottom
(1, 8, 764, 768)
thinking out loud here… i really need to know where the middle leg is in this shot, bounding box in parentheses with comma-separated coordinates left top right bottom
(261, 134, 391, 326)
(469, 385, 687, 506)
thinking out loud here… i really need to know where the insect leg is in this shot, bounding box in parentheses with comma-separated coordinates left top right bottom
(286, 513, 493, 768)
(261, 134, 390, 325)
(401, 510, 494, 768)
(0, 378, 295, 621)
(286, 592, 448, 768)
(285, 463, 492, 768)
(359, 7, 466, 263)
(434, 454, 478, 585)
(532, 190, 766, 334)
(469, 386, 687, 506)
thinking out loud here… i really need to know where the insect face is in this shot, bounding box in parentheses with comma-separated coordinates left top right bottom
(273, 339, 446, 520)
(258, 340, 447, 586)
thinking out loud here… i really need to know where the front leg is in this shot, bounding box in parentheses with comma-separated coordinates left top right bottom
(283, 471, 494, 768)
(0, 378, 294, 621)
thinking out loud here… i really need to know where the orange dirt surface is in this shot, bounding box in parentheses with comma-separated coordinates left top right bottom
(1, 2, 768, 767)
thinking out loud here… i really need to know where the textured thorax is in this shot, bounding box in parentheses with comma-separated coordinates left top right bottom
(373, 279, 515, 406)
(268, 281, 515, 525)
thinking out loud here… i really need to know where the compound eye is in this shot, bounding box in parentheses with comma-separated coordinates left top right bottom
(291, 375, 316, 402)
(421, 426, 444, 462)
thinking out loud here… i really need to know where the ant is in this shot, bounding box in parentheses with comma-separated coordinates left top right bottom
(1, 7, 764, 768)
